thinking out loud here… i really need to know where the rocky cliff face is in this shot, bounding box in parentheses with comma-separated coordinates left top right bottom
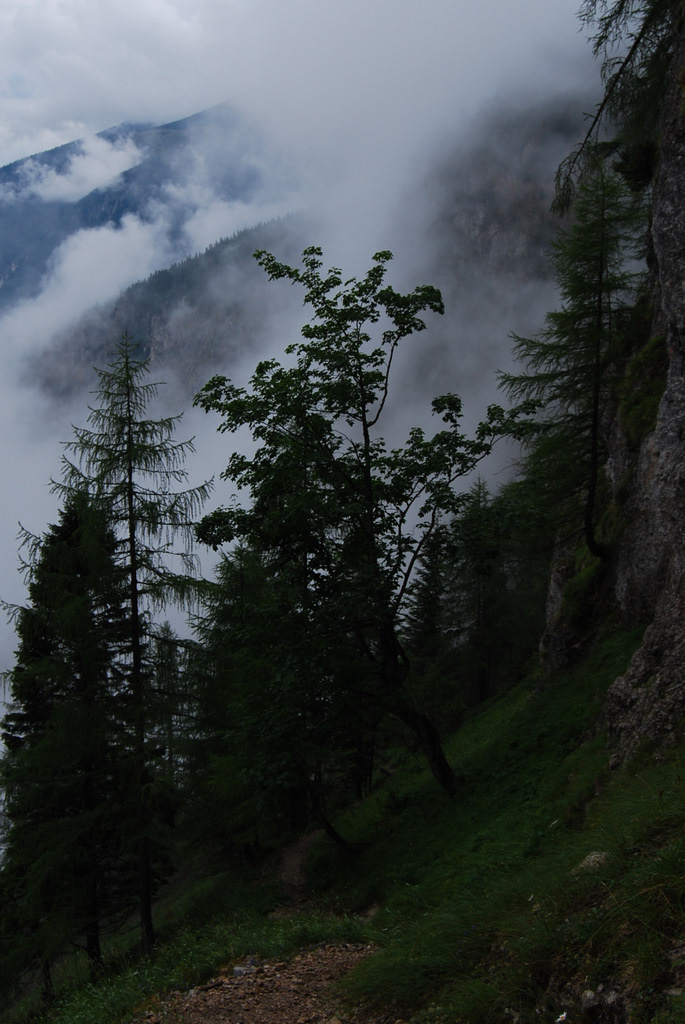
(605, 6, 685, 758)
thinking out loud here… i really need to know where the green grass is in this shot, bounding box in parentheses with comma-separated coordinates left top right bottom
(307, 627, 685, 1023)
(43, 910, 368, 1024)
(19, 625, 685, 1024)
(6, 858, 366, 1024)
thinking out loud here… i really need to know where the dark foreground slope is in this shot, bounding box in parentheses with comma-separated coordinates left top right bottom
(9, 626, 684, 1024)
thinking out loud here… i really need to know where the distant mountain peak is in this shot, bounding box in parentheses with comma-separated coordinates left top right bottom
(0, 102, 273, 310)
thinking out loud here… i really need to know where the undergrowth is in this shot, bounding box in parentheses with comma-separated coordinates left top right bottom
(18, 626, 685, 1024)
(15, 894, 368, 1024)
(310, 628, 685, 1023)
(42, 911, 368, 1024)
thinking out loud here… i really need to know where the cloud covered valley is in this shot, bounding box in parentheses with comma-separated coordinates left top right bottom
(0, 0, 598, 672)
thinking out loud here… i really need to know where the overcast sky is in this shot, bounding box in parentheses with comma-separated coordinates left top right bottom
(0, 0, 598, 673)
(0, 0, 591, 164)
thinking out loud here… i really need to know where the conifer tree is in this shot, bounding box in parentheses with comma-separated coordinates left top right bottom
(150, 622, 187, 782)
(192, 543, 372, 846)
(500, 161, 644, 558)
(555, 0, 676, 209)
(404, 478, 552, 715)
(56, 334, 212, 953)
(1, 491, 130, 996)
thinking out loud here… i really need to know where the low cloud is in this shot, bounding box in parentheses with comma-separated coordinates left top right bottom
(179, 196, 300, 252)
(0, 0, 599, 676)
(3, 134, 143, 203)
(1, 213, 171, 365)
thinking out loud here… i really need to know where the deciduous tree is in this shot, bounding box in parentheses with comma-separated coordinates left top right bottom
(195, 247, 513, 797)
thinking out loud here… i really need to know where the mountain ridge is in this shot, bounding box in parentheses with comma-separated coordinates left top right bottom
(8, 94, 587, 408)
(0, 102, 275, 311)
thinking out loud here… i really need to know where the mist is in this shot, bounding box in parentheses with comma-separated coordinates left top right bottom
(0, 0, 599, 674)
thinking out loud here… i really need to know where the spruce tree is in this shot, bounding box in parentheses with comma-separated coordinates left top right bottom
(404, 479, 552, 715)
(192, 543, 372, 847)
(1, 491, 130, 997)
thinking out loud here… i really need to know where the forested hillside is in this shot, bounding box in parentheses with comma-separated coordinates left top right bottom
(0, 104, 270, 311)
(26, 95, 580, 404)
(1, 2, 685, 1023)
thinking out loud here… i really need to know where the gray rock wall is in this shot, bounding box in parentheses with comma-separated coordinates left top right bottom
(606, 6, 685, 757)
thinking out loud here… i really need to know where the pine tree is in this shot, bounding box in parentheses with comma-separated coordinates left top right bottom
(404, 479, 552, 717)
(56, 334, 212, 953)
(150, 623, 187, 783)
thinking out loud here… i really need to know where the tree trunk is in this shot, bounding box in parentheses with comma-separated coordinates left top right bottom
(86, 920, 103, 976)
(395, 702, 460, 797)
(84, 863, 103, 973)
(126, 397, 155, 956)
(375, 619, 459, 796)
(586, 205, 611, 561)
(41, 960, 54, 1009)
(139, 830, 155, 955)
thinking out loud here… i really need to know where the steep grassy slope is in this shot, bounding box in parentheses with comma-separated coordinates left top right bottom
(311, 627, 685, 1023)
(19, 624, 685, 1024)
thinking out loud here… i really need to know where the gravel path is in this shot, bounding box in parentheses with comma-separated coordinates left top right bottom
(133, 837, 406, 1023)
(136, 942, 406, 1024)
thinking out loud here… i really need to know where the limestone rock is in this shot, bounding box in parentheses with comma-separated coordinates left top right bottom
(605, 10, 685, 759)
